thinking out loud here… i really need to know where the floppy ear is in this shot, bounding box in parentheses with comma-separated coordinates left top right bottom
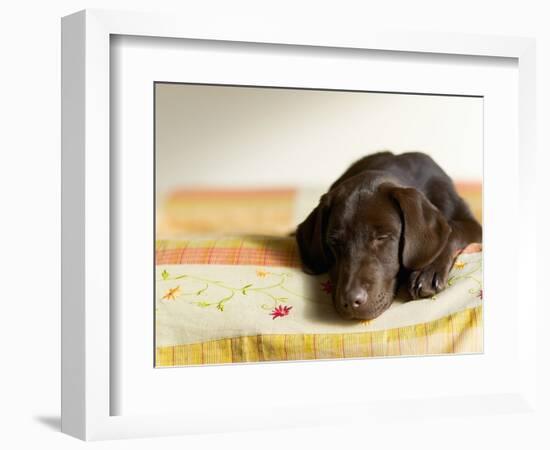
(295, 195, 333, 274)
(390, 187, 451, 270)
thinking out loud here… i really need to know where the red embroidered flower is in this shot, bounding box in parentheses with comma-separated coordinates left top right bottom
(270, 305, 293, 319)
(477, 289, 483, 300)
(320, 279, 333, 294)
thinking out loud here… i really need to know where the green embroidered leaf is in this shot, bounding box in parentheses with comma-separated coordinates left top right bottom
(195, 301, 211, 308)
(161, 269, 169, 280)
(196, 285, 209, 295)
(217, 303, 225, 311)
(277, 297, 288, 302)
(241, 283, 253, 295)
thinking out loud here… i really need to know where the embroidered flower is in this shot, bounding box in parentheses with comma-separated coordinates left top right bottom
(270, 305, 293, 319)
(454, 261, 466, 270)
(162, 285, 181, 301)
(477, 289, 483, 300)
(320, 279, 333, 294)
(256, 269, 269, 278)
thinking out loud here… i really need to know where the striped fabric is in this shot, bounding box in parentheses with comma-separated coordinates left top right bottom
(156, 235, 300, 267)
(455, 182, 483, 223)
(159, 188, 296, 236)
(156, 183, 481, 237)
(156, 305, 482, 366)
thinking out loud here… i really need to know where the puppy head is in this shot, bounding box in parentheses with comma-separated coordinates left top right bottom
(296, 178, 450, 320)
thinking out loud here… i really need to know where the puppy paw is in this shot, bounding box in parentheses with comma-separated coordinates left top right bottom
(408, 258, 452, 300)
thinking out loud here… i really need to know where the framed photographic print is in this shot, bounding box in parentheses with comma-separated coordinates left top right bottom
(153, 82, 484, 368)
(61, 9, 538, 440)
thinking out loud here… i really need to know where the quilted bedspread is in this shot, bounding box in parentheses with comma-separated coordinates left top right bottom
(155, 236, 483, 367)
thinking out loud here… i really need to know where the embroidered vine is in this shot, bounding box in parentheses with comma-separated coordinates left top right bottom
(157, 269, 314, 316)
(447, 258, 483, 299)
(426, 257, 482, 302)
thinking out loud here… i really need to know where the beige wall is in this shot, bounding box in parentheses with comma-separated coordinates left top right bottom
(155, 83, 482, 195)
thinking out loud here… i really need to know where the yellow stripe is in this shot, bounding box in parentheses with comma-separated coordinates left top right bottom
(156, 306, 483, 367)
(342, 332, 372, 358)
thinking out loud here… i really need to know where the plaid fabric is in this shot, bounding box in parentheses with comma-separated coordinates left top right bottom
(156, 305, 482, 366)
(156, 236, 300, 267)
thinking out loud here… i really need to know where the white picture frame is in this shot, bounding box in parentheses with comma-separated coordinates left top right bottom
(61, 9, 538, 441)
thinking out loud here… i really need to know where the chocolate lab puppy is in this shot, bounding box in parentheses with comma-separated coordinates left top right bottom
(296, 151, 482, 320)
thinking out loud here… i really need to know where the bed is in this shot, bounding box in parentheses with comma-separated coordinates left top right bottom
(155, 184, 483, 366)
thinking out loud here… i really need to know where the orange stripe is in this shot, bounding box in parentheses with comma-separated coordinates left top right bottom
(397, 328, 402, 355)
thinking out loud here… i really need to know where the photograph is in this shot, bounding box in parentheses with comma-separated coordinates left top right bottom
(154, 83, 483, 367)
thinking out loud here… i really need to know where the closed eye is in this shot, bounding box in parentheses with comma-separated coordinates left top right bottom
(327, 237, 343, 247)
(373, 234, 391, 242)
(326, 234, 344, 248)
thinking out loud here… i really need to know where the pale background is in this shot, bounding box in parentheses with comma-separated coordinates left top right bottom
(156, 83, 483, 195)
(1, 1, 548, 449)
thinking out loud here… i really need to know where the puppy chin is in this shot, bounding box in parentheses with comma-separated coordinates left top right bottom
(351, 306, 388, 320)
(334, 298, 393, 321)
(334, 306, 355, 320)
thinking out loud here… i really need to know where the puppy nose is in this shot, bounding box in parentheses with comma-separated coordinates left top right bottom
(350, 289, 368, 309)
